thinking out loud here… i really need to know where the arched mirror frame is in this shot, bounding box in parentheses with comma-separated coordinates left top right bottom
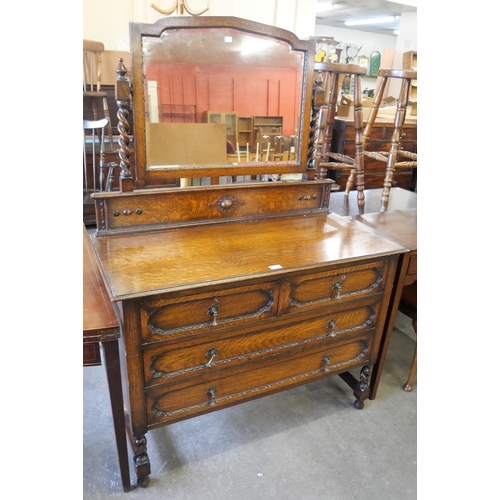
(129, 16, 316, 189)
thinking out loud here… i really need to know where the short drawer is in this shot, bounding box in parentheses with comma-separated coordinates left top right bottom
(281, 261, 387, 315)
(140, 281, 279, 343)
(143, 299, 381, 386)
(146, 332, 372, 426)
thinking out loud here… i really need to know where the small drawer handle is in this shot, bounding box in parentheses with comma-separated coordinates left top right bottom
(207, 303, 219, 326)
(331, 280, 343, 298)
(327, 319, 337, 337)
(321, 355, 331, 372)
(205, 347, 219, 367)
(206, 386, 217, 405)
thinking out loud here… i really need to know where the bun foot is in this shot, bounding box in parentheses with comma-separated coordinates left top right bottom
(137, 475, 150, 488)
(354, 399, 364, 410)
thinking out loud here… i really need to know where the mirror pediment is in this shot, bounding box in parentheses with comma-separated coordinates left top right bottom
(129, 17, 315, 186)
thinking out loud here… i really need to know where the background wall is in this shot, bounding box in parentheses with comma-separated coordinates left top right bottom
(84, 1, 416, 99)
(83, 0, 319, 49)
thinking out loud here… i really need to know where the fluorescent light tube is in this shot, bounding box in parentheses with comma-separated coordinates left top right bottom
(345, 16, 397, 26)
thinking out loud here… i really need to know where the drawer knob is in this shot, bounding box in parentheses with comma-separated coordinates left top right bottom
(206, 386, 217, 405)
(220, 199, 233, 209)
(331, 279, 343, 298)
(327, 319, 337, 337)
(321, 355, 331, 372)
(205, 347, 219, 367)
(207, 303, 219, 326)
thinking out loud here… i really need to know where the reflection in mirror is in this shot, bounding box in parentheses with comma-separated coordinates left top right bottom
(141, 27, 306, 170)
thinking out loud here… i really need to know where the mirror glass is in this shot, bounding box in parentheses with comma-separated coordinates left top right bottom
(141, 27, 306, 171)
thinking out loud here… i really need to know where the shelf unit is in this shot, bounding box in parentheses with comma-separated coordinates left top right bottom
(237, 116, 254, 152)
(402, 51, 417, 116)
(253, 116, 283, 154)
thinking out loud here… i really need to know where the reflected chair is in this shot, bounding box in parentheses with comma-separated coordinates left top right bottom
(83, 118, 119, 206)
(398, 280, 417, 391)
(362, 69, 417, 212)
(310, 62, 367, 210)
(83, 39, 114, 146)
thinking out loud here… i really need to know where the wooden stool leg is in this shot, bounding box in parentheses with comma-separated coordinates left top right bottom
(352, 73, 365, 210)
(362, 76, 388, 145)
(380, 77, 411, 211)
(345, 169, 356, 195)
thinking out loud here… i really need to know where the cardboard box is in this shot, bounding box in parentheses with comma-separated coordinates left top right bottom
(336, 94, 380, 120)
(336, 105, 373, 120)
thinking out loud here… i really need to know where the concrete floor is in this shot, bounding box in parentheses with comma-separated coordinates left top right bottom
(83, 312, 417, 499)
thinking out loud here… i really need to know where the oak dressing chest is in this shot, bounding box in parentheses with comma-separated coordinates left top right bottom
(89, 16, 406, 488)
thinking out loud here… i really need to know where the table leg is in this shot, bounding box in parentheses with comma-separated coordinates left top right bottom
(369, 253, 409, 400)
(102, 340, 132, 492)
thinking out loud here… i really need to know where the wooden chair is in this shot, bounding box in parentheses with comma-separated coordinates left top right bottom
(83, 39, 114, 146)
(362, 69, 417, 212)
(310, 62, 367, 210)
(398, 280, 417, 391)
(83, 118, 118, 199)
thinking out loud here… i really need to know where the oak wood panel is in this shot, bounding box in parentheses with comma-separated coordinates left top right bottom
(91, 180, 332, 234)
(91, 213, 405, 301)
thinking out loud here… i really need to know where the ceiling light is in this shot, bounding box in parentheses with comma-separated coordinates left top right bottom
(345, 16, 398, 26)
(316, 2, 335, 13)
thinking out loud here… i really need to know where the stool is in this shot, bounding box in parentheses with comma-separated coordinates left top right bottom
(309, 62, 367, 210)
(362, 69, 417, 212)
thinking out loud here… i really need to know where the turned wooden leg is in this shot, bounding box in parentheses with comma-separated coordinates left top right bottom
(339, 365, 371, 410)
(345, 168, 356, 196)
(132, 435, 151, 488)
(353, 365, 371, 409)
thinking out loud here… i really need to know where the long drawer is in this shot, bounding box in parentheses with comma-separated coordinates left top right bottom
(143, 298, 380, 387)
(145, 330, 373, 427)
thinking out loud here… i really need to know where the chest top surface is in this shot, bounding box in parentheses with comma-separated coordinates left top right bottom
(91, 213, 404, 301)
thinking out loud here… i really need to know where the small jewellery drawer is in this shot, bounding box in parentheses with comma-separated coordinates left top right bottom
(143, 299, 380, 387)
(140, 281, 279, 343)
(146, 332, 372, 426)
(281, 261, 387, 315)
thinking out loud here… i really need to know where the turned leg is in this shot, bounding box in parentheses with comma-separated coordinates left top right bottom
(132, 435, 151, 488)
(345, 168, 356, 196)
(339, 365, 371, 410)
(353, 365, 371, 409)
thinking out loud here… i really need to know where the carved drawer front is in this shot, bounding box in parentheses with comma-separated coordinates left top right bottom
(146, 332, 372, 426)
(143, 299, 380, 387)
(140, 282, 279, 343)
(281, 261, 387, 315)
